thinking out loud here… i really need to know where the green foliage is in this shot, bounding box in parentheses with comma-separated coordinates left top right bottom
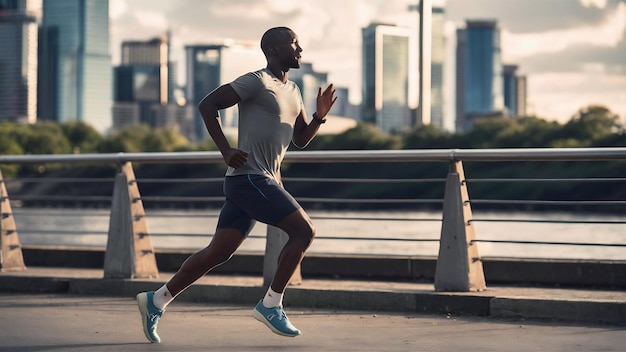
(61, 121, 102, 153)
(561, 105, 623, 143)
(0, 121, 72, 155)
(309, 123, 402, 150)
(0, 105, 624, 211)
(98, 124, 189, 153)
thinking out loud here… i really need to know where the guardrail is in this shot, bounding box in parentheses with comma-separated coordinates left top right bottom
(1, 148, 626, 292)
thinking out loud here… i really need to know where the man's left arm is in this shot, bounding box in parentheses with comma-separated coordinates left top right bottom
(292, 84, 338, 148)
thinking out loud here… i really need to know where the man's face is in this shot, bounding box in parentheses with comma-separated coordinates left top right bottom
(277, 30, 302, 69)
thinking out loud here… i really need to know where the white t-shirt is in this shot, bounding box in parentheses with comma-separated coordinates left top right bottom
(226, 68, 305, 181)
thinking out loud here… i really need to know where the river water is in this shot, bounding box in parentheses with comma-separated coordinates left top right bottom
(11, 208, 626, 261)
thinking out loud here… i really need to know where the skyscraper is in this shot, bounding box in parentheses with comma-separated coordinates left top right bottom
(430, 7, 446, 129)
(116, 36, 169, 111)
(362, 23, 413, 134)
(408, 2, 446, 129)
(39, 0, 112, 133)
(456, 20, 505, 131)
(185, 42, 265, 140)
(113, 34, 192, 138)
(290, 63, 328, 115)
(0, 0, 39, 124)
(503, 64, 527, 117)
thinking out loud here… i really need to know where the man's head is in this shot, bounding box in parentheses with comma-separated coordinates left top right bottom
(260, 27, 302, 69)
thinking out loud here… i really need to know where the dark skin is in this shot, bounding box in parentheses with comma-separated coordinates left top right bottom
(165, 28, 337, 297)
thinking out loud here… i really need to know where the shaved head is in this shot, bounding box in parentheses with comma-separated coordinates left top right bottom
(260, 26, 293, 57)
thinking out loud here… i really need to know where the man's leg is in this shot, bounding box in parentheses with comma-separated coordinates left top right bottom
(272, 208, 315, 292)
(137, 228, 246, 343)
(166, 228, 246, 296)
(252, 208, 314, 337)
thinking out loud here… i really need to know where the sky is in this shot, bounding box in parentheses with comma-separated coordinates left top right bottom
(109, 0, 626, 126)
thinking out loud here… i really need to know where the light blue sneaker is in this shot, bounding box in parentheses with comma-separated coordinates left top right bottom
(252, 299, 301, 337)
(136, 291, 163, 343)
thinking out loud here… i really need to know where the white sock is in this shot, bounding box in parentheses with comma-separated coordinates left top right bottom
(153, 285, 174, 311)
(262, 288, 284, 308)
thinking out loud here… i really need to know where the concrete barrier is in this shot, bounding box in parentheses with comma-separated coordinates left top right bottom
(0, 170, 26, 272)
(435, 161, 486, 292)
(103, 162, 158, 279)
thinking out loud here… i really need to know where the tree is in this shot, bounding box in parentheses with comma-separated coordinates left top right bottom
(559, 105, 622, 144)
(98, 124, 189, 153)
(61, 121, 102, 153)
(403, 124, 453, 149)
(311, 123, 402, 150)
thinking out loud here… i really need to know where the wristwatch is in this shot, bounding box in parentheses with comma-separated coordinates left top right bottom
(312, 113, 326, 124)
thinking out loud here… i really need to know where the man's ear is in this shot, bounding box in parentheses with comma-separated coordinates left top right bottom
(270, 46, 279, 55)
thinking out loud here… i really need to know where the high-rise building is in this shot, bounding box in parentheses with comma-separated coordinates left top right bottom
(290, 62, 328, 115)
(185, 42, 265, 140)
(362, 23, 413, 133)
(455, 20, 505, 131)
(39, 0, 112, 133)
(0, 0, 39, 124)
(409, 4, 447, 130)
(430, 7, 446, 129)
(120, 34, 176, 105)
(113, 34, 193, 138)
(503, 64, 527, 117)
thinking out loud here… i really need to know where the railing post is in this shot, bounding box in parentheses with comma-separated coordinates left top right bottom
(434, 160, 486, 292)
(0, 170, 26, 272)
(104, 162, 159, 279)
(263, 226, 302, 287)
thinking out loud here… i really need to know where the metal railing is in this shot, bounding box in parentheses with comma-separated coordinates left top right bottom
(1, 148, 626, 289)
(2, 148, 625, 252)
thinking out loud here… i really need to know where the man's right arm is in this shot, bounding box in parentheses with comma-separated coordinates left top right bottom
(198, 84, 248, 168)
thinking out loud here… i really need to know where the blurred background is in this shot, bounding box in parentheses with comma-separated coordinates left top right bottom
(1, 0, 625, 142)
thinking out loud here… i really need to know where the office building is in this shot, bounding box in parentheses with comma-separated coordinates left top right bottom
(503, 64, 527, 117)
(0, 0, 39, 124)
(430, 6, 446, 129)
(409, 3, 447, 130)
(362, 23, 413, 133)
(185, 42, 265, 140)
(329, 87, 359, 120)
(120, 34, 176, 104)
(455, 20, 505, 131)
(39, 0, 112, 134)
(290, 62, 328, 115)
(112, 34, 193, 138)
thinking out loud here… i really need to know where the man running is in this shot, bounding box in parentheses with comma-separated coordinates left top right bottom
(137, 26, 337, 343)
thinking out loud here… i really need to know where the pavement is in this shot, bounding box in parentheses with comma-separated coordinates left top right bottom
(1, 267, 625, 351)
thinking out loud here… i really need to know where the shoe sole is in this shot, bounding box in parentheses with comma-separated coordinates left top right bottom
(252, 308, 300, 337)
(136, 293, 160, 343)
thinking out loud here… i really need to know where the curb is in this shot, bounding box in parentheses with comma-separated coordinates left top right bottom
(1, 275, 624, 326)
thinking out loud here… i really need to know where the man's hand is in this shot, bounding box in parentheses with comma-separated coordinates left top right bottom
(315, 84, 338, 120)
(222, 148, 249, 168)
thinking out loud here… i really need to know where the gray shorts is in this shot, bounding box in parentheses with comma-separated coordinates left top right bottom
(217, 174, 301, 236)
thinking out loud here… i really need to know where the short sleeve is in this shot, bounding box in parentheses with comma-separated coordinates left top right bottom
(229, 72, 263, 101)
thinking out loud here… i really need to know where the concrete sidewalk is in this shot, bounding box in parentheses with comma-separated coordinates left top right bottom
(1, 293, 625, 352)
(1, 267, 625, 326)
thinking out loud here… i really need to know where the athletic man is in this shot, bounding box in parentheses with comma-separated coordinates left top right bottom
(136, 26, 337, 343)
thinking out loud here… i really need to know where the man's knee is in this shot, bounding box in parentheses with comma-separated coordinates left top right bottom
(292, 223, 315, 248)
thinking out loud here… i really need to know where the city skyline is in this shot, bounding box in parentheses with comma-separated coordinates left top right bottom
(110, 0, 626, 127)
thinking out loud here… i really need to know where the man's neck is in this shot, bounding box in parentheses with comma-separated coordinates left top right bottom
(267, 64, 289, 83)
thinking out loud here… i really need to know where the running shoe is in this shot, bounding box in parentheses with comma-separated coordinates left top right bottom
(136, 291, 163, 343)
(252, 299, 301, 337)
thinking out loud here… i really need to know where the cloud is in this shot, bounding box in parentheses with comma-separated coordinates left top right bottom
(109, 0, 127, 20)
(446, 0, 621, 33)
(133, 10, 169, 30)
(502, 2, 626, 61)
(529, 72, 626, 121)
(580, 0, 608, 8)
